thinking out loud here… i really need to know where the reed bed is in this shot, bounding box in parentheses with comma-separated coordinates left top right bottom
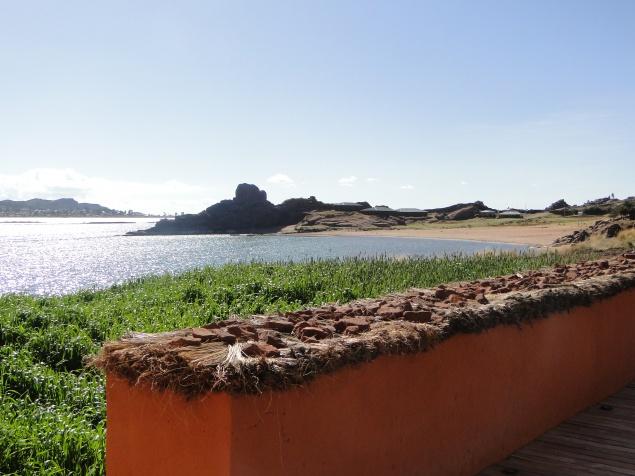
(0, 248, 604, 474)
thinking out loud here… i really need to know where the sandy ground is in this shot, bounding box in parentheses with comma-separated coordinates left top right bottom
(308, 223, 583, 246)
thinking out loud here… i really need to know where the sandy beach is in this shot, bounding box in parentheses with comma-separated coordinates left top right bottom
(309, 223, 585, 247)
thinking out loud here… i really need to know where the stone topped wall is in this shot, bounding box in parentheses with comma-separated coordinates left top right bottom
(104, 288, 635, 475)
(98, 255, 635, 475)
(94, 254, 635, 395)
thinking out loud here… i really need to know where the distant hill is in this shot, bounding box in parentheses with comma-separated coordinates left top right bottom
(0, 198, 143, 217)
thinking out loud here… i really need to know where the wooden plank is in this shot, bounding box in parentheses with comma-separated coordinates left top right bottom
(584, 407, 635, 423)
(556, 421, 635, 448)
(607, 391, 635, 403)
(480, 381, 635, 475)
(520, 440, 635, 470)
(514, 441, 635, 471)
(547, 426, 635, 451)
(502, 453, 624, 476)
(602, 397, 635, 411)
(568, 413, 635, 433)
(511, 447, 635, 475)
(541, 432, 635, 459)
(485, 454, 585, 476)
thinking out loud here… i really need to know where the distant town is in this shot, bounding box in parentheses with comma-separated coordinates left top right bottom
(0, 198, 155, 218)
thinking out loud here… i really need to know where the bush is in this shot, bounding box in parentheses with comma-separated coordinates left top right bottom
(619, 201, 635, 219)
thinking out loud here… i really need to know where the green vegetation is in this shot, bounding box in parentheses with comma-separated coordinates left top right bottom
(619, 200, 635, 220)
(0, 249, 605, 474)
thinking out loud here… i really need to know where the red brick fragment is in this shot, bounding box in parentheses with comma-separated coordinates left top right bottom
(344, 326, 362, 335)
(299, 326, 330, 340)
(377, 300, 412, 318)
(264, 319, 295, 333)
(242, 342, 280, 358)
(191, 327, 216, 340)
(435, 288, 454, 300)
(213, 330, 237, 345)
(293, 321, 310, 334)
(192, 327, 236, 344)
(225, 324, 257, 339)
(475, 293, 489, 305)
(167, 336, 201, 348)
(334, 317, 371, 333)
(402, 310, 432, 323)
(335, 305, 356, 316)
(256, 331, 285, 348)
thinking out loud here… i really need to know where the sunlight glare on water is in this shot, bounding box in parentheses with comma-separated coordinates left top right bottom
(0, 218, 528, 295)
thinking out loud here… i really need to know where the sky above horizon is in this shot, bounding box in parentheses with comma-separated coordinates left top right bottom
(1, 1, 634, 214)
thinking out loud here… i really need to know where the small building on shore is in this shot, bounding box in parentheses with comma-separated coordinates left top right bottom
(361, 206, 395, 216)
(498, 209, 524, 219)
(361, 206, 428, 217)
(395, 208, 428, 217)
(477, 209, 498, 218)
(326, 202, 369, 212)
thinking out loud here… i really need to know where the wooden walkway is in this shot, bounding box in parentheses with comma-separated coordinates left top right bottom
(480, 381, 635, 476)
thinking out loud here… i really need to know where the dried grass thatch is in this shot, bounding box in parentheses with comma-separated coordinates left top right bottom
(91, 271, 635, 397)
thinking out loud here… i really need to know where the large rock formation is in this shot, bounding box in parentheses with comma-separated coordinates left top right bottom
(546, 199, 570, 211)
(131, 184, 329, 235)
(286, 210, 406, 233)
(552, 217, 635, 246)
(427, 201, 489, 221)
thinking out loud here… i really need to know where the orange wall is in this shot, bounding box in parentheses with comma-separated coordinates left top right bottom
(106, 289, 635, 476)
(106, 380, 232, 475)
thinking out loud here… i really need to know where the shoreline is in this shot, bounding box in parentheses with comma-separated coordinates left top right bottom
(286, 223, 586, 247)
(279, 230, 534, 247)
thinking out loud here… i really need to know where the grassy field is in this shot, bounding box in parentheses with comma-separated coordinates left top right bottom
(0, 249, 606, 474)
(405, 212, 601, 229)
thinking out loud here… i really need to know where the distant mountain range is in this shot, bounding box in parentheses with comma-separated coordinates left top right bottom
(0, 198, 144, 217)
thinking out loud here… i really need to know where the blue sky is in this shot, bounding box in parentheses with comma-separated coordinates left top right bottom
(1, 1, 633, 213)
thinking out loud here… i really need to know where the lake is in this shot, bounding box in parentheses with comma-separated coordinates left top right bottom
(0, 218, 528, 295)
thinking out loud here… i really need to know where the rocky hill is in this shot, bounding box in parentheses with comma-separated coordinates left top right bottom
(131, 184, 331, 235)
(552, 217, 635, 246)
(546, 196, 635, 216)
(284, 210, 407, 233)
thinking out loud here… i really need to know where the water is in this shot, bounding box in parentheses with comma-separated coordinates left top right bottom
(0, 218, 528, 296)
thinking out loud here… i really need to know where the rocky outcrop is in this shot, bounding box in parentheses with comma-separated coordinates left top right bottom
(445, 203, 487, 220)
(131, 184, 329, 235)
(552, 217, 635, 246)
(546, 199, 570, 211)
(426, 201, 489, 221)
(286, 210, 406, 233)
(428, 201, 487, 215)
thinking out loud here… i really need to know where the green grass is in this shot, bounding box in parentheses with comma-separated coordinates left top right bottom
(0, 249, 605, 474)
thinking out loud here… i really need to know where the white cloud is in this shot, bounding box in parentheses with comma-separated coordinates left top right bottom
(338, 175, 358, 187)
(400, 184, 415, 190)
(266, 173, 296, 187)
(460, 180, 468, 186)
(366, 177, 379, 183)
(0, 168, 216, 215)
